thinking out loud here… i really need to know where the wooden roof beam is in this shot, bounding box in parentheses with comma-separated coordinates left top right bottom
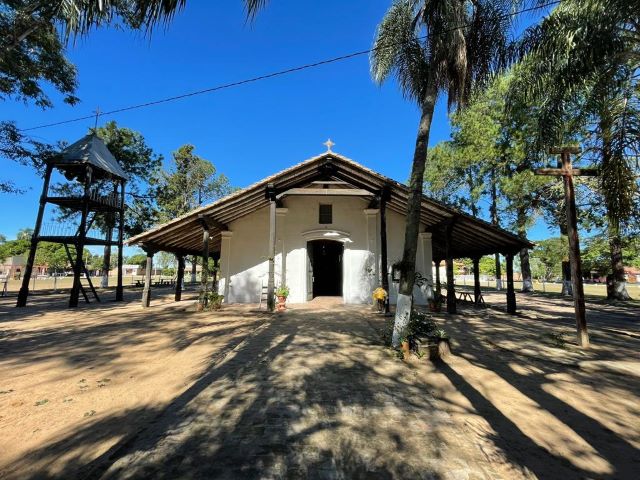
(276, 188, 374, 199)
(198, 214, 228, 232)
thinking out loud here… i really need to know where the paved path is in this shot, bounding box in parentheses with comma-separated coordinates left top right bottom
(91, 301, 502, 480)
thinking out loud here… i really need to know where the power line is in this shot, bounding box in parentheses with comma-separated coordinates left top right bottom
(20, 1, 559, 132)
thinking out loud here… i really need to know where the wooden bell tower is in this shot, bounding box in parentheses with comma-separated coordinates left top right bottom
(16, 133, 127, 308)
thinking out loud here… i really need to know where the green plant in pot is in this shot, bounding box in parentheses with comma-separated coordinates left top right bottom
(275, 285, 290, 311)
(429, 294, 443, 312)
(206, 291, 224, 311)
(427, 328, 451, 360)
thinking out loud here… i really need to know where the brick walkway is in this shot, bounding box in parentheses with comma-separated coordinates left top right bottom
(92, 300, 501, 480)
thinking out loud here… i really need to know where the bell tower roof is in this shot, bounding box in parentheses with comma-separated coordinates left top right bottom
(53, 133, 128, 181)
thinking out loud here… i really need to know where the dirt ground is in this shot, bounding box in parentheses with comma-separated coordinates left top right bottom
(417, 292, 640, 479)
(0, 289, 268, 479)
(0, 289, 638, 479)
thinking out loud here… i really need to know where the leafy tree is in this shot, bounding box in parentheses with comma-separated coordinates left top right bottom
(154, 144, 232, 222)
(426, 74, 553, 292)
(1, 1, 267, 194)
(126, 253, 148, 268)
(510, 0, 640, 300)
(93, 121, 163, 286)
(1, 1, 267, 106)
(371, 0, 524, 345)
(478, 256, 497, 277)
(16, 227, 33, 240)
(95, 121, 164, 235)
(581, 236, 612, 278)
(529, 237, 568, 282)
(0, 233, 6, 243)
(34, 242, 68, 274)
(154, 144, 232, 282)
(0, 121, 64, 194)
(0, 238, 30, 260)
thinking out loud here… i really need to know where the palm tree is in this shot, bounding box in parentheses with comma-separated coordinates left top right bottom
(371, 0, 523, 345)
(4, 1, 269, 50)
(510, 0, 640, 300)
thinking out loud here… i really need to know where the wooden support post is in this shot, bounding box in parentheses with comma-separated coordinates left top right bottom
(561, 153, 589, 347)
(17, 163, 53, 307)
(536, 147, 591, 347)
(473, 257, 481, 305)
(264, 183, 277, 312)
(506, 253, 516, 314)
(141, 249, 154, 308)
(435, 260, 441, 294)
(267, 199, 276, 312)
(101, 182, 118, 289)
(175, 255, 185, 301)
(69, 166, 93, 308)
(198, 222, 210, 310)
(115, 180, 125, 301)
(445, 222, 456, 314)
(380, 187, 390, 313)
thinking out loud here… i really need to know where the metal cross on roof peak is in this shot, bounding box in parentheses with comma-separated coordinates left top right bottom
(323, 139, 335, 152)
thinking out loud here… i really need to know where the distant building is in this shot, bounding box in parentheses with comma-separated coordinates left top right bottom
(111, 264, 144, 276)
(110, 264, 168, 277)
(0, 255, 47, 280)
(624, 266, 639, 283)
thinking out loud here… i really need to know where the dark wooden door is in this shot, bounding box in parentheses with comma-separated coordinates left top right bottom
(308, 240, 343, 297)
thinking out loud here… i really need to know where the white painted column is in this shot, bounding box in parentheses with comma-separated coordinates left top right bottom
(419, 232, 434, 301)
(276, 208, 288, 287)
(219, 231, 233, 302)
(364, 208, 380, 286)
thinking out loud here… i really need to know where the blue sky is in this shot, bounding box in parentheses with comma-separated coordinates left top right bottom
(2, 0, 554, 246)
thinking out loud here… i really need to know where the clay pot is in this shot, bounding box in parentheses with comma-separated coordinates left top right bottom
(277, 295, 287, 311)
(428, 338, 451, 360)
(401, 340, 411, 359)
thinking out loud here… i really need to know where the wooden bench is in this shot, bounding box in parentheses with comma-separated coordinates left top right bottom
(457, 290, 475, 302)
(440, 288, 486, 307)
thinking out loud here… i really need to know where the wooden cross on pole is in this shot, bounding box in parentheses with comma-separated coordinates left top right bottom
(536, 146, 598, 348)
(93, 107, 101, 130)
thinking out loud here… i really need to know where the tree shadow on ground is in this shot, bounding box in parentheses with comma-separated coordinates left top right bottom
(0, 293, 262, 372)
(437, 310, 640, 480)
(7, 307, 452, 480)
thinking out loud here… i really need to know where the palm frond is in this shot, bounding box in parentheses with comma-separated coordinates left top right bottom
(371, 0, 524, 110)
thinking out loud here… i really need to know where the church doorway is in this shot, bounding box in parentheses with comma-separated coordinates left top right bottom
(307, 240, 343, 298)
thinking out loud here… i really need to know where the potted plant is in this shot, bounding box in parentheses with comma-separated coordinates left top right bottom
(206, 292, 224, 311)
(400, 338, 411, 359)
(427, 328, 451, 360)
(429, 294, 443, 313)
(275, 285, 290, 311)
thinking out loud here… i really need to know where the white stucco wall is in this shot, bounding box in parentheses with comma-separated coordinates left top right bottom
(218, 195, 433, 305)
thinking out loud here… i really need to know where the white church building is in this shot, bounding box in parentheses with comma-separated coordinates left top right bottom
(128, 147, 529, 307)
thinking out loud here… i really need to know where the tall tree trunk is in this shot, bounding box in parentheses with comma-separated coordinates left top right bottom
(517, 207, 533, 292)
(101, 216, 114, 288)
(101, 242, 111, 288)
(600, 115, 632, 301)
(467, 170, 479, 217)
(558, 229, 573, 296)
(607, 223, 631, 300)
(392, 80, 437, 347)
(190, 255, 197, 283)
(490, 167, 502, 290)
